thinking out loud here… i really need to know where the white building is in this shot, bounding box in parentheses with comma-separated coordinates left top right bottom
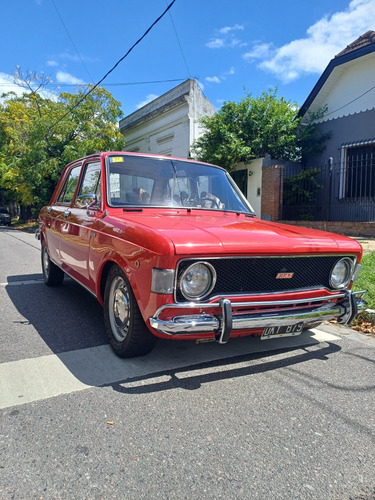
(119, 79, 215, 158)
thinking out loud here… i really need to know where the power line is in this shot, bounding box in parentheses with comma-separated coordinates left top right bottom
(49, 0, 177, 132)
(0, 78, 187, 88)
(50, 0, 93, 82)
(101, 78, 187, 87)
(324, 83, 375, 117)
(166, 2, 191, 77)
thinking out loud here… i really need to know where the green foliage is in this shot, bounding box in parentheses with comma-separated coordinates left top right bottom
(0, 74, 125, 215)
(192, 88, 300, 172)
(282, 167, 323, 221)
(353, 251, 375, 310)
(283, 168, 323, 205)
(297, 107, 332, 167)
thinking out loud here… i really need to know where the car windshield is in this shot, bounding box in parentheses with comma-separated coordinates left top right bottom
(106, 154, 255, 214)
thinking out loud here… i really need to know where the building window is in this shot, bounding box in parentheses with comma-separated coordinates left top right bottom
(156, 133, 174, 156)
(340, 142, 375, 199)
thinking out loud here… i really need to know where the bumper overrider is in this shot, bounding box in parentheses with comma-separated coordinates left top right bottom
(149, 290, 367, 344)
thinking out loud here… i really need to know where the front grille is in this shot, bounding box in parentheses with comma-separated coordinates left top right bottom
(176, 256, 352, 302)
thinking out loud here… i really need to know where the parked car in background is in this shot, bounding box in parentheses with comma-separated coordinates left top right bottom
(37, 152, 367, 358)
(0, 207, 11, 226)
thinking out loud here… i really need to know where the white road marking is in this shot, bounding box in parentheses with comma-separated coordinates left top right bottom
(0, 328, 340, 410)
(0, 279, 44, 286)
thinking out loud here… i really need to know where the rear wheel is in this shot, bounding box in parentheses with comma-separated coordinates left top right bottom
(103, 266, 157, 358)
(41, 240, 64, 286)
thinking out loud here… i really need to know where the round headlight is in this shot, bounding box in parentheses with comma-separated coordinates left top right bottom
(330, 258, 354, 289)
(179, 262, 216, 300)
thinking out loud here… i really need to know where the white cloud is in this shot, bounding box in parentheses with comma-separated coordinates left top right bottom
(0, 72, 56, 101)
(0, 72, 24, 97)
(59, 52, 98, 64)
(56, 71, 85, 85)
(205, 76, 221, 84)
(243, 0, 375, 83)
(225, 67, 235, 76)
(204, 67, 236, 86)
(206, 38, 226, 49)
(47, 60, 59, 67)
(206, 24, 246, 49)
(136, 94, 159, 109)
(243, 43, 273, 61)
(219, 24, 244, 35)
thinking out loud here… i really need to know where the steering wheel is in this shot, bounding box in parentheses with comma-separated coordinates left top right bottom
(199, 197, 220, 209)
(76, 193, 97, 208)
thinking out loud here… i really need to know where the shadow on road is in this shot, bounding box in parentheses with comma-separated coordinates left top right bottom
(107, 342, 342, 394)
(6, 274, 107, 353)
(5, 272, 343, 393)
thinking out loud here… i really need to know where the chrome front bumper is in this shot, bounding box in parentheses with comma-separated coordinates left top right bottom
(149, 290, 367, 344)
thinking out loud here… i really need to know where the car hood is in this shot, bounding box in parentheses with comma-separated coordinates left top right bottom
(110, 211, 362, 256)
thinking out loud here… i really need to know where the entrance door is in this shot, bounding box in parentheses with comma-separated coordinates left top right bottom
(233, 169, 248, 197)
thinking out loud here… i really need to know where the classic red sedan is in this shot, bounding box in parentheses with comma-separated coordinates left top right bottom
(37, 152, 367, 357)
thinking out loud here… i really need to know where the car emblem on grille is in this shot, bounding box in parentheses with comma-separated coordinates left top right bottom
(276, 271, 294, 279)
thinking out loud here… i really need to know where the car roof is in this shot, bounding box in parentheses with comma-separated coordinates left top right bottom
(64, 151, 225, 172)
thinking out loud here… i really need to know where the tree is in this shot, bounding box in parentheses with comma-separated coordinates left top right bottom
(296, 106, 332, 167)
(0, 70, 125, 217)
(192, 88, 300, 172)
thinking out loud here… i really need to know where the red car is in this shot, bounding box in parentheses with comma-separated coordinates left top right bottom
(37, 152, 366, 357)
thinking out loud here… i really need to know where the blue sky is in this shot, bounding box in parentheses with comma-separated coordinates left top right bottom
(1, 0, 374, 117)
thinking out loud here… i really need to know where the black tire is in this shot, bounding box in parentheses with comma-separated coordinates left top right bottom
(304, 321, 322, 330)
(103, 266, 157, 358)
(41, 240, 64, 286)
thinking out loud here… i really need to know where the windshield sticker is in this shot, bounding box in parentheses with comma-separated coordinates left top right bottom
(110, 157, 124, 163)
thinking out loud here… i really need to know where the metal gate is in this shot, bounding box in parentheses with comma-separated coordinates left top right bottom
(282, 158, 375, 222)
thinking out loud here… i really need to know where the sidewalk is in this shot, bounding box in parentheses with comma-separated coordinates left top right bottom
(354, 237, 375, 254)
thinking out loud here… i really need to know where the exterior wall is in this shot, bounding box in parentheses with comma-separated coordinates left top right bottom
(119, 79, 215, 159)
(122, 102, 190, 157)
(234, 160, 263, 216)
(307, 108, 375, 165)
(315, 52, 375, 123)
(300, 51, 375, 224)
(234, 156, 291, 220)
(261, 164, 284, 221)
(185, 84, 216, 150)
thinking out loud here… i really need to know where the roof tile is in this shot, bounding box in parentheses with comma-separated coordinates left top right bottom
(335, 30, 375, 58)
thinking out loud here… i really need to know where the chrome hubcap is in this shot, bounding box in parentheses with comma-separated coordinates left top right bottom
(43, 247, 50, 278)
(110, 277, 130, 342)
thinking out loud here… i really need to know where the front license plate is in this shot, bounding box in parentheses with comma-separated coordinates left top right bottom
(261, 322, 304, 340)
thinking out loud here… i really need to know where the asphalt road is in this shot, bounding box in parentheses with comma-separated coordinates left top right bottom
(1, 226, 375, 500)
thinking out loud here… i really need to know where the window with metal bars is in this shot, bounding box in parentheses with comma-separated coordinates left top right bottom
(341, 143, 375, 199)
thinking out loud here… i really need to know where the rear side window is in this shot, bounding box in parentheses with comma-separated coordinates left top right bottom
(57, 165, 81, 204)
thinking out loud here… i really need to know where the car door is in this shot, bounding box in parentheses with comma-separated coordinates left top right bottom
(44, 163, 82, 267)
(58, 160, 102, 289)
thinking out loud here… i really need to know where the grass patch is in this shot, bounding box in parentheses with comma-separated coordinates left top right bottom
(11, 218, 39, 232)
(353, 251, 375, 310)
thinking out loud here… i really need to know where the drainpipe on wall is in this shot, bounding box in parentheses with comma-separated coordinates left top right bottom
(325, 157, 333, 221)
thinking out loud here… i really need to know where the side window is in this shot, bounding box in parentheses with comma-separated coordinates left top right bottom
(339, 144, 375, 199)
(76, 162, 101, 208)
(57, 165, 81, 204)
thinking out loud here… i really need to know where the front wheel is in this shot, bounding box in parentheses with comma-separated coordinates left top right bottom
(103, 266, 157, 358)
(41, 240, 64, 286)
